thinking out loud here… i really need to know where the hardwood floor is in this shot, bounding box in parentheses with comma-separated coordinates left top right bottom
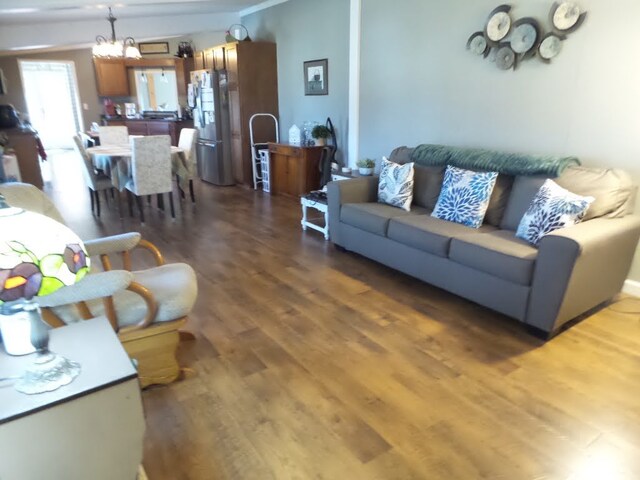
(45, 150, 640, 480)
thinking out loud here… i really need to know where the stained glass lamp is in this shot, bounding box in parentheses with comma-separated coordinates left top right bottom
(0, 193, 90, 394)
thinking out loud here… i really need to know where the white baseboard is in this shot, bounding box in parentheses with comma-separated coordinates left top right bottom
(623, 279, 640, 298)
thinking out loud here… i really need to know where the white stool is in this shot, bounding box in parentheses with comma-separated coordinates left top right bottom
(300, 196, 329, 240)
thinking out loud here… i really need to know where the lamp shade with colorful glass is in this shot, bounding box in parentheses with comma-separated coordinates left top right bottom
(0, 194, 90, 394)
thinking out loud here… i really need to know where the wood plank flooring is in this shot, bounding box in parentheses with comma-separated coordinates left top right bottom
(45, 151, 640, 480)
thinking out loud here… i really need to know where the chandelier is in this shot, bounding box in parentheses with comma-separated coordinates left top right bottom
(92, 7, 141, 59)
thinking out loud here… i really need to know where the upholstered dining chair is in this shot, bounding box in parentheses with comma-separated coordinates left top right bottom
(98, 125, 129, 146)
(72, 134, 115, 217)
(126, 135, 175, 223)
(177, 128, 198, 203)
(0, 183, 199, 388)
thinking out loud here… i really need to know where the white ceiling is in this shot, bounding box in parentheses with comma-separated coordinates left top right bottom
(0, 0, 271, 53)
(0, 1, 264, 24)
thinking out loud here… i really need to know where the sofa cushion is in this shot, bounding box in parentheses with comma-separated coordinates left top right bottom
(341, 203, 429, 237)
(413, 165, 445, 210)
(484, 174, 514, 226)
(555, 166, 635, 220)
(388, 215, 497, 258)
(432, 166, 499, 228)
(500, 176, 548, 231)
(377, 157, 415, 211)
(516, 179, 594, 246)
(449, 230, 538, 286)
(388, 146, 414, 165)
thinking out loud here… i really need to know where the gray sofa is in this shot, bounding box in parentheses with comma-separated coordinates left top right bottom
(328, 145, 640, 337)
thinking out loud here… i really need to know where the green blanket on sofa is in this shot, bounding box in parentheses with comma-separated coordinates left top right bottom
(410, 144, 580, 177)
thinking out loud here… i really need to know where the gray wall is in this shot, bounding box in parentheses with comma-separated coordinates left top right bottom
(0, 49, 103, 130)
(242, 0, 350, 164)
(360, 0, 640, 281)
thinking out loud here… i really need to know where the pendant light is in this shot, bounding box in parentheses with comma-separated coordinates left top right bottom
(93, 7, 141, 59)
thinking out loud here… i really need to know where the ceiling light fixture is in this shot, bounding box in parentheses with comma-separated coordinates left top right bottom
(92, 7, 141, 59)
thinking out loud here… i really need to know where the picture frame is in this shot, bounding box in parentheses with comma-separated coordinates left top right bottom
(0, 68, 6, 95)
(304, 59, 328, 96)
(138, 42, 170, 55)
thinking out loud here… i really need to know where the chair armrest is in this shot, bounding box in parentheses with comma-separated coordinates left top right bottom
(327, 176, 379, 246)
(527, 215, 640, 333)
(36, 270, 134, 307)
(84, 233, 165, 270)
(84, 233, 141, 256)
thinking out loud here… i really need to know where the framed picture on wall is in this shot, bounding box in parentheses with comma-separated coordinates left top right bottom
(304, 59, 328, 96)
(0, 69, 6, 94)
(138, 42, 170, 55)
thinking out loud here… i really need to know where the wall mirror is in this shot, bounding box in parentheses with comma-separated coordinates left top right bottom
(133, 68, 179, 112)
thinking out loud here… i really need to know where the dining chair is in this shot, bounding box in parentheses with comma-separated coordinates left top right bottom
(177, 128, 198, 203)
(72, 134, 115, 217)
(0, 182, 199, 388)
(98, 125, 129, 146)
(126, 135, 175, 223)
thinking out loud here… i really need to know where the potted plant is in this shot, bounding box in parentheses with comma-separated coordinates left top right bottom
(356, 158, 375, 176)
(311, 125, 331, 146)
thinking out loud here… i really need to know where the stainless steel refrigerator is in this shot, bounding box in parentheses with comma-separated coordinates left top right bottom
(188, 69, 234, 185)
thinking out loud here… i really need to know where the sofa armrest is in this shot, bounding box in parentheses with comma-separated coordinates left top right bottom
(527, 215, 640, 333)
(327, 176, 378, 245)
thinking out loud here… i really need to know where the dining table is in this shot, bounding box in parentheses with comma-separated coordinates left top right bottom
(86, 144, 189, 191)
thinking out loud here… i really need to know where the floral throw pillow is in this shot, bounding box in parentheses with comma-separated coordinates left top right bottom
(377, 156, 415, 211)
(516, 179, 594, 246)
(431, 166, 498, 228)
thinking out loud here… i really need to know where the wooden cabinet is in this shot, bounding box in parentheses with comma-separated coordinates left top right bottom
(103, 119, 193, 145)
(193, 51, 205, 71)
(268, 143, 323, 197)
(225, 42, 279, 186)
(213, 47, 226, 71)
(204, 49, 215, 70)
(93, 58, 129, 96)
(3, 129, 43, 189)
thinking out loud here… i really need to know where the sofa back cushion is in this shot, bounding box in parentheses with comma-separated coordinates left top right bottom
(389, 146, 444, 210)
(413, 165, 444, 210)
(501, 176, 548, 231)
(555, 166, 635, 219)
(485, 174, 514, 226)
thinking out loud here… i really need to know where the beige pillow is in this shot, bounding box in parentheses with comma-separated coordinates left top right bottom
(555, 166, 634, 220)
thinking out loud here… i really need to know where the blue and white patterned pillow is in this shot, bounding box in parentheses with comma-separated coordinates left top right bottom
(431, 166, 498, 228)
(516, 179, 594, 246)
(377, 156, 415, 211)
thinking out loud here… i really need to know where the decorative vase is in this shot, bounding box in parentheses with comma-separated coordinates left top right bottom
(314, 138, 326, 146)
(359, 167, 374, 176)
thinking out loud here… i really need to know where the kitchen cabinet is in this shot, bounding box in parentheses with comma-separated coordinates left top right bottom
(268, 143, 323, 197)
(213, 47, 226, 71)
(93, 58, 129, 96)
(103, 119, 193, 145)
(95, 57, 193, 97)
(193, 51, 205, 71)
(225, 42, 279, 186)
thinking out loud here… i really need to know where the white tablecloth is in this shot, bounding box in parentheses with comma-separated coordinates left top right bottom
(86, 145, 189, 191)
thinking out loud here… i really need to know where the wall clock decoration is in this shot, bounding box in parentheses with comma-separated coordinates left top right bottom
(485, 5, 513, 43)
(467, 32, 490, 57)
(510, 18, 541, 56)
(467, 2, 586, 70)
(538, 33, 564, 62)
(495, 45, 516, 70)
(550, 2, 586, 33)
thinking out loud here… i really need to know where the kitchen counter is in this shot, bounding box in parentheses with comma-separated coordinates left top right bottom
(103, 118, 194, 145)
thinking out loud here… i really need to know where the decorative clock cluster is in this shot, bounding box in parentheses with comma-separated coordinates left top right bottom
(467, 2, 586, 70)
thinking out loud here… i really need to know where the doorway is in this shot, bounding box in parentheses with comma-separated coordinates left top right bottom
(18, 60, 84, 150)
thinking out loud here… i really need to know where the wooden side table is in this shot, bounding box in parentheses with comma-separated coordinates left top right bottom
(0, 317, 145, 480)
(268, 143, 323, 197)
